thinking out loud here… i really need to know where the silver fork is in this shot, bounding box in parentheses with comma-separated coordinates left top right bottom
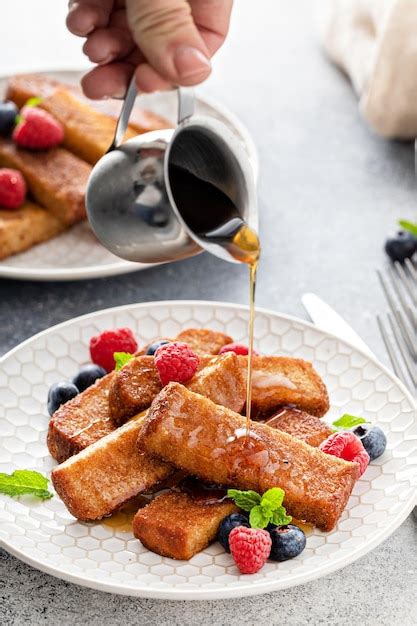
(377, 260, 417, 519)
(376, 258, 417, 393)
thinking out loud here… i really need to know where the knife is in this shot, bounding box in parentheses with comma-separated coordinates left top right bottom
(301, 293, 375, 358)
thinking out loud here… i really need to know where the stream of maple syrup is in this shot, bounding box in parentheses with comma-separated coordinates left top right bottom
(228, 224, 260, 437)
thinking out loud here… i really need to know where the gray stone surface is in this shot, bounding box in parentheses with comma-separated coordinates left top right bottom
(1, 1, 416, 624)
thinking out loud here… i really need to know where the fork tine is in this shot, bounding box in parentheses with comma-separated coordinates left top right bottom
(376, 315, 407, 383)
(386, 313, 417, 387)
(394, 261, 417, 309)
(377, 269, 416, 359)
(405, 257, 417, 282)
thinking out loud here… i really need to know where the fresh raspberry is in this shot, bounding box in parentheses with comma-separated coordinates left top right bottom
(13, 106, 64, 150)
(219, 342, 259, 356)
(154, 341, 199, 386)
(229, 526, 271, 574)
(89, 328, 138, 372)
(0, 168, 26, 209)
(320, 431, 370, 477)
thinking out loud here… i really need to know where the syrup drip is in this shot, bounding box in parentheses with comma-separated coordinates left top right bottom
(101, 495, 150, 532)
(290, 518, 314, 536)
(228, 224, 260, 438)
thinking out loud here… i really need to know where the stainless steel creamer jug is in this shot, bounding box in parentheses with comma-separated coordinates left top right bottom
(86, 79, 258, 264)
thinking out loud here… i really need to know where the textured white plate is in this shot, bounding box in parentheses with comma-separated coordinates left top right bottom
(0, 70, 259, 281)
(0, 301, 416, 600)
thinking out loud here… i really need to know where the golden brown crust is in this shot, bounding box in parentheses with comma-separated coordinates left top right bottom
(187, 353, 246, 414)
(238, 355, 330, 417)
(51, 414, 174, 521)
(264, 408, 333, 448)
(175, 328, 233, 355)
(137, 384, 358, 531)
(47, 373, 116, 462)
(0, 139, 89, 225)
(132, 492, 237, 560)
(0, 202, 66, 260)
(109, 356, 162, 425)
(109, 352, 245, 425)
(6, 74, 170, 165)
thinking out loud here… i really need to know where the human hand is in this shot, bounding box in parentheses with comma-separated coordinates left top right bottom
(67, 0, 233, 98)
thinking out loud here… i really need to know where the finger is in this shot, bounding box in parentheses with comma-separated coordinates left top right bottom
(67, 0, 114, 36)
(81, 61, 136, 99)
(83, 27, 135, 64)
(135, 64, 173, 93)
(126, 0, 211, 86)
(190, 0, 233, 55)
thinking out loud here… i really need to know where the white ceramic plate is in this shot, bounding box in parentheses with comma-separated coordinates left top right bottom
(0, 70, 259, 281)
(0, 301, 416, 600)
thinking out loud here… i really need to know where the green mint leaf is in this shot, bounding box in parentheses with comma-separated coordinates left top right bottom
(399, 219, 417, 238)
(15, 114, 22, 126)
(332, 414, 369, 430)
(261, 487, 285, 510)
(0, 470, 53, 500)
(228, 487, 291, 529)
(25, 97, 43, 108)
(227, 489, 261, 511)
(271, 507, 292, 527)
(114, 352, 134, 371)
(249, 505, 270, 529)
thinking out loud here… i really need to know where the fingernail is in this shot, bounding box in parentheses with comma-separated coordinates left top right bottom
(174, 46, 211, 80)
(97, 54, 114, 65)
(67, 3, 96, 35)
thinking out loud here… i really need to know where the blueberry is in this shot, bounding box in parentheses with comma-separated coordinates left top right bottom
(269, 524, 306, 561)
(385, 231, 417, 263)
(47, 382, 79, 416)
(146, 339, 170, 356)
(0, 101, 18, 136)
(217, 513, 250, 552)
(72, 364, 107, 392)
(352, 424, 387, 461)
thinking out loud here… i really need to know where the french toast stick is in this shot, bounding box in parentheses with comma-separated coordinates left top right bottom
(137, 384, 358, 531)
(187, 353, 245, 415)
(133, 491, 237, 560)
(264, 408, 333, 447)
(48, 328, 237, 461)
(0, 139, 89, 224)
(47, 373, 116, 463)
(51, 358, 245, 520)
(132, 412, 332, 559)
(109, 352, 245, 424)
(0, 202, 66, 259)
(52, 413, 174, 521)
(175, 328, 233, 355)
(7, 74, 170, 164)
(238, 355, 330, 417)
(108, 355, 162, 424)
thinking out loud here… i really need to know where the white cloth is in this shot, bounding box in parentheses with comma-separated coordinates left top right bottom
(316, 0, 417, 139)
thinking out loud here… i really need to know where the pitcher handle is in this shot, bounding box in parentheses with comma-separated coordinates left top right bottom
(177, 87, 195, 123)
(107, 76, 138, 152)
(108, 78, 195, 152)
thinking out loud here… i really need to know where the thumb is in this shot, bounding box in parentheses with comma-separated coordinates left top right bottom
(126, 0, 212, 86)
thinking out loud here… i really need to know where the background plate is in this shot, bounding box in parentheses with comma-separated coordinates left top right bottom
(0, 70, 259, 281)
(0, 301, 416, 599)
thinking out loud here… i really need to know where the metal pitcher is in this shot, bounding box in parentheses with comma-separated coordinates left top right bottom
(86, 80, 258, 264)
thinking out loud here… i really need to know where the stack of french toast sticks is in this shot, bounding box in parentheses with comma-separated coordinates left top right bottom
(49, 328, 360, 561)
(0, 74, 169, 260)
